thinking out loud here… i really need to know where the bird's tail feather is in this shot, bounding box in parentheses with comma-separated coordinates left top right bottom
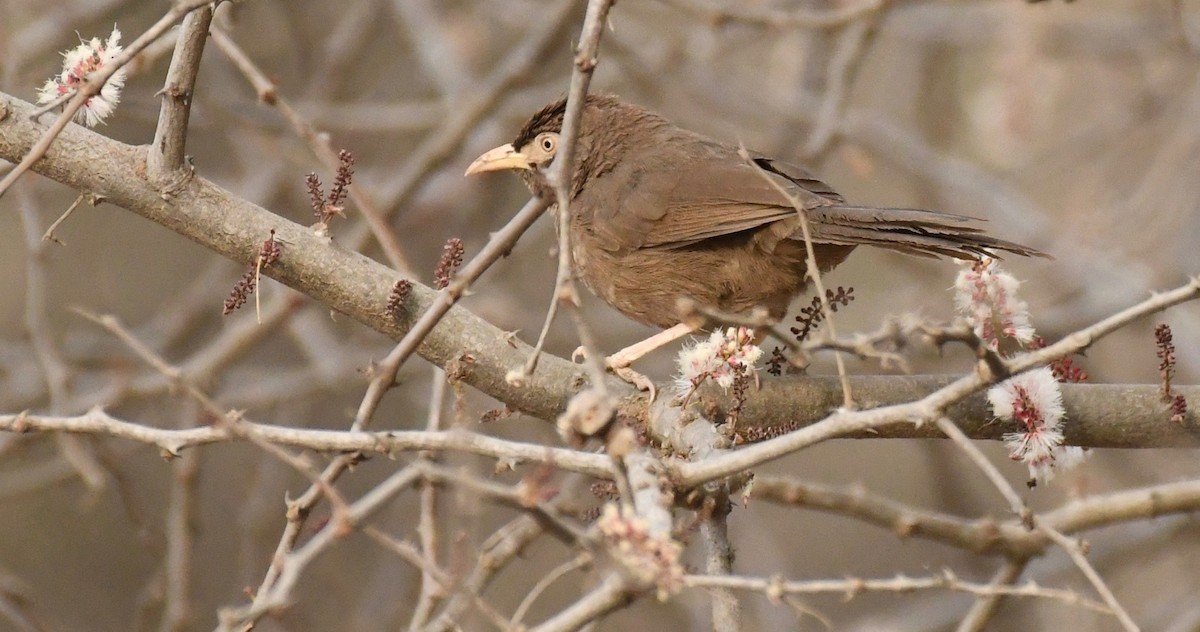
(806, 205, 1049, 260)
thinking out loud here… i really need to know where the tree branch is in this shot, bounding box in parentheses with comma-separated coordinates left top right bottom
(2, 90, 1198, 454)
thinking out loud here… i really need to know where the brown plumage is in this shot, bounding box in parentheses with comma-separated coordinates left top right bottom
(468, 94, 1045, 330)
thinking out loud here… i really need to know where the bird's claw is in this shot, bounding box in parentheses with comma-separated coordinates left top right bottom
(573, 346, 657, 400)
(613, 366, 656, 401)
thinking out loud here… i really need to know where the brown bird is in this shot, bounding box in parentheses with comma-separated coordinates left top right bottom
(466, 94, 1044, 380)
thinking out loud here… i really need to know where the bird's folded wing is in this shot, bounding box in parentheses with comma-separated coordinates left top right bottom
(591, 153, 845, 251)
(589, 151, 1045, 259)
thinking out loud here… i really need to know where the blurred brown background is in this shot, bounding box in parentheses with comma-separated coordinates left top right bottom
(1, 0, 1200, 630)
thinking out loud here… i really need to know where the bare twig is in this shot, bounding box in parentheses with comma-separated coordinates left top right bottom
(801, 18, 876, 158)
(529, 573, 629, 632)
(147, 5, 213, 178)
(700, 495, 740, 632)
(1037, 526, 1140, 632)
(659, 0, 891, 29)
(40, 192, 101, 244)
(18, 190, 107, 491)
(409, 368, 448, 630)
(421, 516, 547, 632)
(0, 409, 615, 478)
(216, 466, 424, 630)
(509, 554, 592, 628)
(524, 0, 616, 390)
(384, 195, 551, 371)
(955, 559, 1029, 632)
(684, 569, 1111, 614)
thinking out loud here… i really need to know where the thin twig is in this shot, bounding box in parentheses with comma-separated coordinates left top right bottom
(160, 403, 200, 632)
(683, 569, 1111, 614)
(700, 495, 740, 632)
(421, 516, 547, 632)
(40, 192, 98, 244)
(75, 309, 356, 523)
(216, 466, 425, 631)
(936, 417, 1138, 631)
(955, 559, 1029, 632)
(659, 0, 890, 29)
(1037, 525, 1140, 632)
(147, 5, 213, 178)
(801, 18, 876, 158)
(381, 195, 550, 372)
(528, 572, 628, 632)
(409, 368, 448, 631)
(934, 416, 1029, 524)
(18, 190, 107, 491)
(509, 554, 592, 627)
(0, 407, 615, 478)
(525, 0, 616, 391)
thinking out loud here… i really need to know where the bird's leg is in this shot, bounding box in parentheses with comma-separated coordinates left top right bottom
(573, 323, 697, 398)
(607, 322, 697, 368)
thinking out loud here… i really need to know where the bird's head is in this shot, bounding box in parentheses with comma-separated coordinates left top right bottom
(465, 94, 633, 197)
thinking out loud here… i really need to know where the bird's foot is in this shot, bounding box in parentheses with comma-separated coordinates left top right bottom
(612, 365, 657, 401)
(573, 345, 657, 401)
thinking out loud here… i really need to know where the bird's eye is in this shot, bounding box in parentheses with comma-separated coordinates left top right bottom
(538, 133, 557, 153)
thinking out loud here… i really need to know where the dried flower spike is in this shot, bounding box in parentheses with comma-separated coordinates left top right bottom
(306, 150, 356, 232)
(791, 286, 855, 342)
(434, 238, 465, 290)
(765, 346, 788, 377)
(328, 150, 355, 208)
(1155, 323, 1176, 398)
(223, 230, 281, 316)
(37, 27, 126, 127)
(222, 269, 256, 315)
(1030, 337, 1088, 383)
(1171, 393, 1188, 425)
(305, 173, 324, 218)
(1155, 323, 1188, 423)
(386, 279, 412, 319)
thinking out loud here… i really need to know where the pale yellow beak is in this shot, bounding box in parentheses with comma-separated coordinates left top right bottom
(464, 143, 531, 176)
